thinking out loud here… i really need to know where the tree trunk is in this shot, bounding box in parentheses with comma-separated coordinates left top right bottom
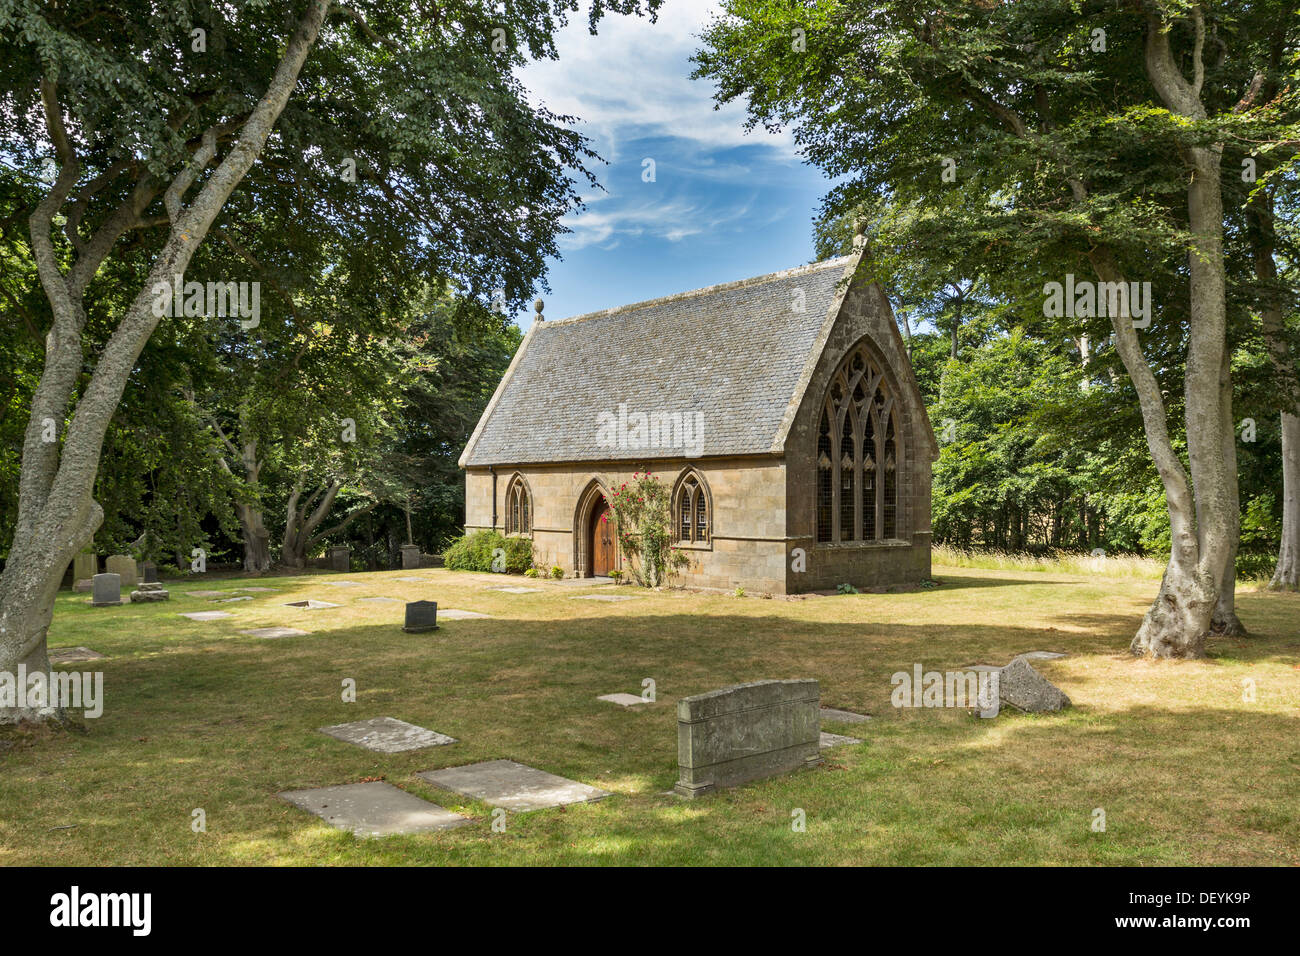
(1272, 413, 1300, 589)
(1212, 350, 1246, 635)
(0, 0, 332, 725)
(236, 503, 273, 573)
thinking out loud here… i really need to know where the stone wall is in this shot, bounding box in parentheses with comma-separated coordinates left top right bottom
(464, 456, 791, 592)
(782, 276, 936, 592)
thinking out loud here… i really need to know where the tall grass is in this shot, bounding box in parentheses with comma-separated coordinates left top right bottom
(932, 544, 1166, 578)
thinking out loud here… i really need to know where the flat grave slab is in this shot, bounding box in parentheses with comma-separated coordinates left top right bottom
(319, 717, 457, 753)
(820, 731, 863, 749)
(49, 646, 107, 663)
(283, 600, 339, 610)
(598, 693, 647, 707)
(551, 576, 613, 587)
(489, 586, 542, 594)
(323, 580, 362, 587)
(357, 596, 400, 603)
(185, 590, 226, 598)
(437, 609, 491, 620)
(820, 706, 872, 724)
(278, 781, 471, 837)
(180, 611, 232, 622)
(216, 596, 252, 603)
(570, 594, 636, 602)
(396, 577, 430, 583)
(240, 626, 310, 639)
(234, 587, 279, 593)
(417, 759, 610, 812)
(1016, 650, 1068, 661)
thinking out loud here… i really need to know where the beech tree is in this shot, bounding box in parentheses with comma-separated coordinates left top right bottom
(696, 0, 1299, 657)
(0, 0, 660, 723)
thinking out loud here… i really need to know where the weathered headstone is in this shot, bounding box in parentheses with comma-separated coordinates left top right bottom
(140, 561, 158, 584)
(674, 678, 822, 798)
(319, 717, 457, 752)
(403, 600, 439, 633)
(73, 552, 98, 584)
(327, 546, 350, 572)
(400, 544, 422, 569)
(105, 554, 138, 587)
(91, 573, 122, 607)
(996, 658, 1071, 713)
(130, 581, 170, 603)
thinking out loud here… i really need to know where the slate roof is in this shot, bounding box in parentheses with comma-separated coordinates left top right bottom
(460, 256, 855, 467)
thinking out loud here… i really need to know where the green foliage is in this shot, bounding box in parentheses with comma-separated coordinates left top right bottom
(442, 530, 532, 574)
(837, 583, 858, 594)
(524, 567, 540, 578)
(607, 472, 689, 587)
(550, 565, 564, 580)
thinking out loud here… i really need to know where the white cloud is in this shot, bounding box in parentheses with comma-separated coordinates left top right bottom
(518, 0, 796, 163)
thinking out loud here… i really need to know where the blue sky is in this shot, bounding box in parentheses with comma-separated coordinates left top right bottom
(515, 0, 831, 325)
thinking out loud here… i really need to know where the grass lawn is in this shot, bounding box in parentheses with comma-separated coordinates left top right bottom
(2, 565, 1297, 866)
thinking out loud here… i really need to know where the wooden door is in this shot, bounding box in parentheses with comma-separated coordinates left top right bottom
(590, 500, 616, 576)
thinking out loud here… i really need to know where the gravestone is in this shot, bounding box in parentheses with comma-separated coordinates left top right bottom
(400, 544, 422, 569)
(327, 546, 350, 572)
(674, 678, 822, 798)
(417, 760, 609, 812)
(130, 581, 169, 602)
(997, 658, 1071, 713)
(73, 552, 98, 584)
(403, 600, 439, 633)
(279, 782, 470, 837)
(140, 561, 158, 584)
(105, 554, 138, 587)
(319, 717, 456, 752)
(91, 573, 122, 607)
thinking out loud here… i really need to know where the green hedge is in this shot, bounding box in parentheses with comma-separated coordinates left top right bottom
(442, 530, 534, 574)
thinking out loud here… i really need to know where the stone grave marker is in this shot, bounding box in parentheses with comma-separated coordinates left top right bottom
(997, 658, 1071, 713)
(283, 600, 339, 609)
(130, 581, 170, 603)
(417, 759, 610, 812)
(400, 544, 422, 569)
(105, 554, 138, 587)
(437, 609, 490, 620)
(674, 678, 822, 798)
(140, 561, 159, 583)
(73, 552, 98, 585)
(327, 546, 350, 572)
(240, 626, 310, 639)
(570, 594, 636, 602)
(403, 601, 439, 633)
(49, 647, 107, 663)
(91, 573, 122, 607)
(179, 611, 232, 622)
(319, 717, 456, 753)
(820, 706, 871, 723)
(819, 731, 863, 749)
(278, 782, 471, 837)
(598, 693, 647, 707)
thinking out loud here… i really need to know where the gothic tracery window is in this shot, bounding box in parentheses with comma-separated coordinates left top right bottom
(816, 342, 904, 545)
(504, 475, 532, 535)
(674, 472, 710, 545)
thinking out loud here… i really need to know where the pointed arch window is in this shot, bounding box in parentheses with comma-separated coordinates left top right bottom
(504, 475, 532, 536)
(674, 471, 711, 545)
(816, 341, 905, 545)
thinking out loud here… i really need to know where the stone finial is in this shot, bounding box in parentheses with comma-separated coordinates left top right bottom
(533, 298, 544, 321)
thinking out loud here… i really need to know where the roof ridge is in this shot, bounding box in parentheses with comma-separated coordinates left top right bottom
(541, 255, 854, 327)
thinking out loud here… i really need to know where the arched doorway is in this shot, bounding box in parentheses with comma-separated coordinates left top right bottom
(589, 497, 616, 576)
(573, 478, 617, 578)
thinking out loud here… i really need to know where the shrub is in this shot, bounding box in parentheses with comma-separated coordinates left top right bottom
(608, 471, 690, 587)
(524, 568, 540, 578)
(550, 565, 564, 579)
(442, 531, 534, 574)
(837, 583, 859, 594)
